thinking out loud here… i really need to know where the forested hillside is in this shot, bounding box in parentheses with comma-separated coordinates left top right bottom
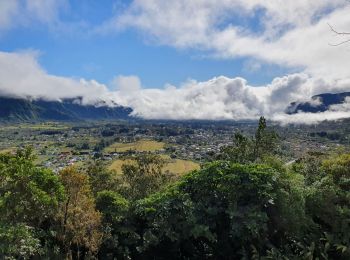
(0, 118, 349, 259)
(0, 96, 132, 121)
(286, 92, 350, 114)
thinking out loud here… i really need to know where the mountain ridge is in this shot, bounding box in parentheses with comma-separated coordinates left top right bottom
(0, 96, 133, 121)
(1, 91, 349, 122)
(286, 92, 350, 114)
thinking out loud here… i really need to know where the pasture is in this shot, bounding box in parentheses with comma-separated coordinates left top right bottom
(104, 139, 165, 153)
(108, 156, 200, 176)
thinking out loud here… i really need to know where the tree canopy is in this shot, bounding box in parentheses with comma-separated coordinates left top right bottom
(0, 120, 349, 259)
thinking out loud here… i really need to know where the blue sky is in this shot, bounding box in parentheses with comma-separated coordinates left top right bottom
(0, 0, 291, 88)
(0, 0, 349, 123)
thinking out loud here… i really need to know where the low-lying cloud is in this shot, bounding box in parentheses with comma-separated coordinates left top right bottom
(1, 50, 350, 124)
(0, 51, 112, 105)
(113, 74, 350, 124)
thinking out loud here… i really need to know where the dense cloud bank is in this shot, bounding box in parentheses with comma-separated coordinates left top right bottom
(112, 74, 350, 124)
(1, 51, 350, 124)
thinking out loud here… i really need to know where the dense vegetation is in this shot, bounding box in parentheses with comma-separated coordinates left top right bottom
(0, 96, 132, 121)
(0, 118, 349, 259)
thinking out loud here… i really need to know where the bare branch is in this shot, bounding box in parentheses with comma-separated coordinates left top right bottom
(328, 23, 350, 46)
(328, 23, 350, 35)
(329, 38, 350, 46)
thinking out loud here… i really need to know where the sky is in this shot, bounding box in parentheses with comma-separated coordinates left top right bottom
(1, 0, 350, 123)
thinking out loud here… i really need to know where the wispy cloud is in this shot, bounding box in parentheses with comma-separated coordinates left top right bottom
(0, 0, 18, 31)
(0, 0, 68, 33)
(0, 0, 90, 37)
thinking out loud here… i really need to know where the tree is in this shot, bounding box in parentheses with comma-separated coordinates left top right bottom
(317, 154, 350, 258)
(290, 154, 350, 259)
(219, 131, 254, 163)
(56, 167, 102, 259)
(0, 147, 65, 226)
(121, 153, 169, 200)
(0, 223, 41, 258)
(132, 162, 307, 259)
(95, 191, 136, 259)
(86, 159, 120, 195)
(219, 116, 279, 163)
(0, 147, 65, 258)
(96, 191, 129, 226)
(254, 116, 279, 161)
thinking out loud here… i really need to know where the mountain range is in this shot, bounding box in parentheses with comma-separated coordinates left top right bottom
(0, 96, 133, 121)
(286, 92, 350, 114)
(0, 92, 349, 122)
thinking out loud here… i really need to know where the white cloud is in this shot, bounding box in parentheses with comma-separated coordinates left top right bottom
(24, 0, 67, 24)
(1, 1, 349, 124)
(0, 1, 18, 31)
(0, 0, 67, 34)
(243, 60, 262, 73)
(1, 50, 349, 124)
(273, 91, 350, 125)
(113, 76, 264, 120)
(112, 73, 350, 122)
(329, 97, 350, 112)
(272, 111, 350, 125)
(102, 0, 350, 80)
(0, 50, 112, 105)
(111, 75, 142, 92)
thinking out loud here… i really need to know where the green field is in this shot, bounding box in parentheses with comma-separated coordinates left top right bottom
(163, 159, 200, 174)
(108, 156, 200, 175)
(0, 148, 15, 154)
(104, 140, 165, 153)
(0, 122, 70, 131)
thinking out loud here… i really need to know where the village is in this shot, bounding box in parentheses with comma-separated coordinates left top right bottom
(0, 120, 349, 173)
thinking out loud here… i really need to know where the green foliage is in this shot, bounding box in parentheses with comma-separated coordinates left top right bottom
(86, 159, 120, 195)
(291, 154, 350, 259)
(0, 223, 41, 258)
(254, 116, 279, 161)
(0, 147, 65, 226)
(94, 154, 347, 259)
(0, 128, 349, 259)
(96, 190, 129, 226)
(0, 147, 65, 259)
(219, 132, 254, 163)
(121, 153, 170, 200)
(96, 190, 136, 259)
(132, 162, 306, 259)
(323, 153, 350, 191)
(219, 116, 279, 163)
